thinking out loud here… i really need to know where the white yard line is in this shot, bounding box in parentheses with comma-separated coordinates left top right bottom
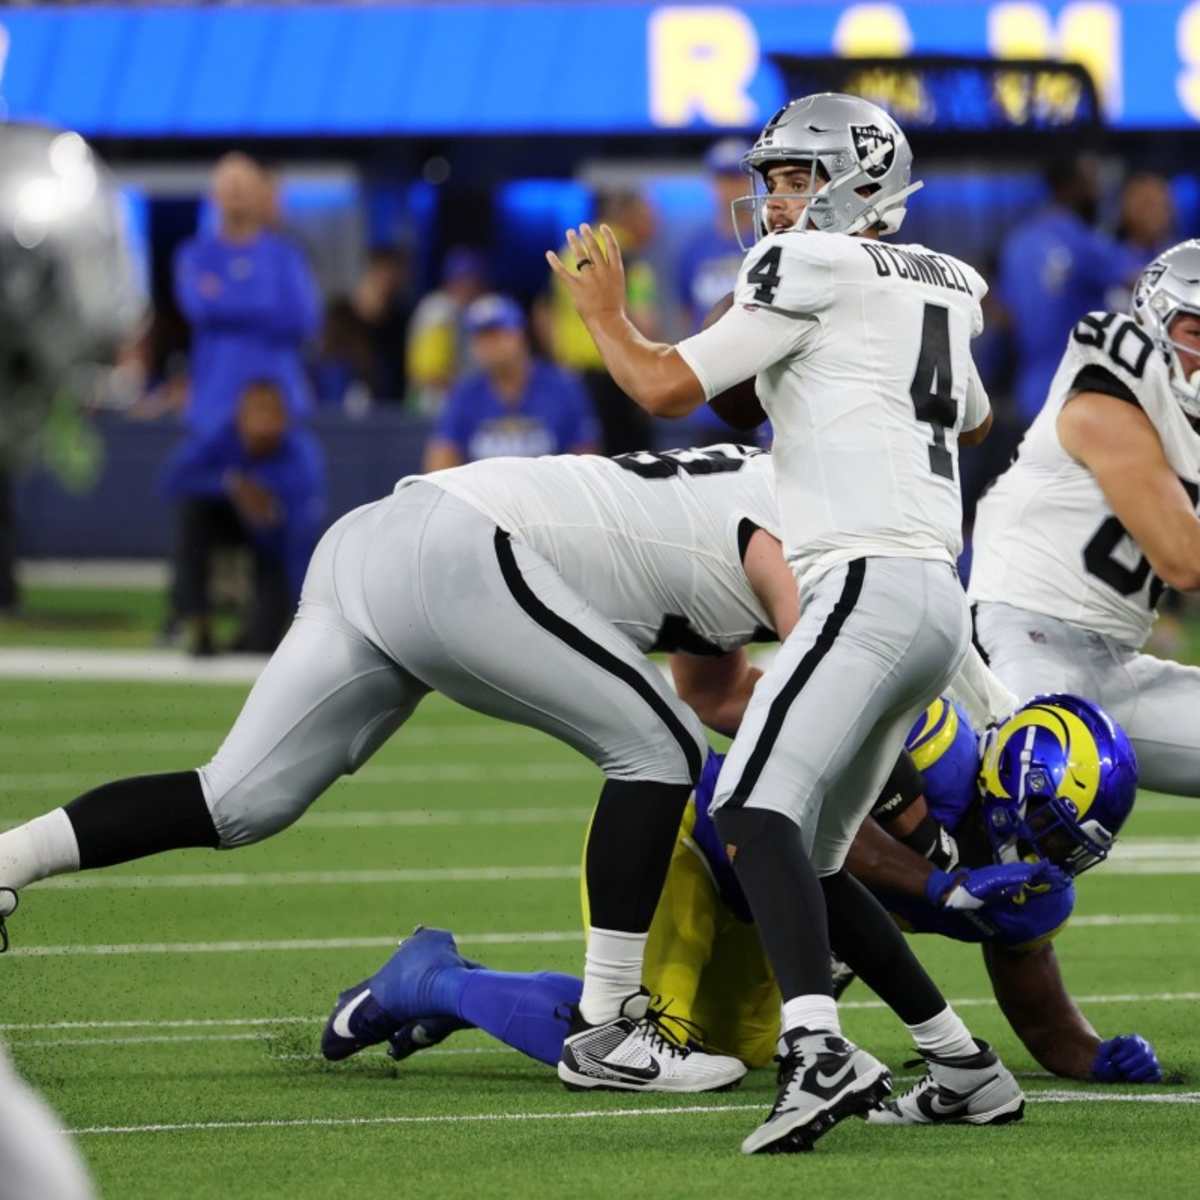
(0, 806, 591, 833)
(0, 762, 596, 793)
(0, 725, 553, 755)
(64, 1090, 1200, 1136)
(9, 930, 584, 958)
(37, 865, 581, 891)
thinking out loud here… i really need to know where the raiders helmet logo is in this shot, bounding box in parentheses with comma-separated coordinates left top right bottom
(850, 123, 896, 179)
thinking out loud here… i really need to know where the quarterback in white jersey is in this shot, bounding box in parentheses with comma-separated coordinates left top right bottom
(549, 92, 1016, 1155)
(0, 445, 802, 1098)
(971, 239, 1200, 796)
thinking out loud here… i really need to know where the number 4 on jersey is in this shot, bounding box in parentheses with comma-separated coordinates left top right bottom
(910, 303, 957, 481)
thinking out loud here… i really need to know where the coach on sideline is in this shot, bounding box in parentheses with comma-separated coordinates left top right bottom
(174, 153, 321, 436)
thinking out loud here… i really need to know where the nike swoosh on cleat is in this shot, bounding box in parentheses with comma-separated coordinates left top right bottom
(804, 1059, 857, 1099)
(590, 1058, 661, 1083)
(331, 989, 372, 1042)
(916, 1075, 999, 1120)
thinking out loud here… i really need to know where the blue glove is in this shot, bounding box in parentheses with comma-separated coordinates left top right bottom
(1092, 1035, 1162, 1083)
(925, 860, 1068, 910)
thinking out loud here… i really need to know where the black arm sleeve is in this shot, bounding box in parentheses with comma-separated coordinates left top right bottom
(870, 751, 925, 822)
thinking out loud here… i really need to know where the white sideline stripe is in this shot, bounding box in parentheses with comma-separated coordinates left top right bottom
(9, 930, 584, 958)
(64, 1091, 1200, 1136)
(0, 763, 596, 793)
(6, 989, 1197, 1036)
(1112, 840, 1200, 857)
(36, 865, 581, 891)
(0, 647, 270, 684)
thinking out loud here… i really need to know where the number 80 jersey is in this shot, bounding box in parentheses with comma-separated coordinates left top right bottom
(969, 311, 1195, 649)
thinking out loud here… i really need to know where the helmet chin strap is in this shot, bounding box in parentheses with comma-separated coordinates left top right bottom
(846, 180, 925, 236)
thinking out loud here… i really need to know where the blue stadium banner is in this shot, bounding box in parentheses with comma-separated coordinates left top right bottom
(1, 2, 1198, 136)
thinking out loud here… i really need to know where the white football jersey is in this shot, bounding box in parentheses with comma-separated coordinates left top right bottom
(412, 446, 780, 653)
(969, 310, 1200, 648)
(679, 230, 988, 590)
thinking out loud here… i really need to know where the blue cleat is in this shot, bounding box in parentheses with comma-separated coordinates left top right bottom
(320, 925, 473, 1062)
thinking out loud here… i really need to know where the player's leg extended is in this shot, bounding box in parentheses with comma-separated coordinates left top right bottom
(1113, 652, 1200, 796)
(321, 925, 583, 1067)
(0, 505, 426, 927)
(714, 558, 969, 1152)
(363, 485, 741, 1091)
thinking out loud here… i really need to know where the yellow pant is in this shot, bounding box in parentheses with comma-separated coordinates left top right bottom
(582, 804, 781, 1068)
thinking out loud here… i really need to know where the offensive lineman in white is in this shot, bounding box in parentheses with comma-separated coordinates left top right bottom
(970, 240, 1200, 796)
(1, 444, 797, 1094)
(548, 94, 1017, 1154)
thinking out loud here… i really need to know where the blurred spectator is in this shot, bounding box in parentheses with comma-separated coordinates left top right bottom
(423, 294, 598, 472)
(161, 379, 326, 656)
(540, 189, 661, 454)
(352, 246, 414, 400)
(312, 297, 376, 411)
(173, 152, 322, 436)
(677, 139, 750, 331)
(1116, 172, 1177, 259)
(406, 246, 487, 413)
(997, 156, 1143, 426)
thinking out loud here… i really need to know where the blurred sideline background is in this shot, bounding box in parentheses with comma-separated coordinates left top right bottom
(4, 0, 1200, 661)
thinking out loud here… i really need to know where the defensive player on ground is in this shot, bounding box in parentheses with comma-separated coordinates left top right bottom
(320, 693, 1158, 1101)
(0, 443, 809, 1093)
(970, 241, 1200, 796)
(548, 93, 1003, 1152)
(0, 122, 141, 1200)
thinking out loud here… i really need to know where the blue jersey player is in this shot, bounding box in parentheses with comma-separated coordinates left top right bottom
(322, 693, 1162, 1094)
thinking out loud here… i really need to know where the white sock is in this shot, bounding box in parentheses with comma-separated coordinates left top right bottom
(906, 1005, 976, 1060)
(579, 927, 647, 1024)
(0, 809, 81, 891)
(782, 994, 841, 1037)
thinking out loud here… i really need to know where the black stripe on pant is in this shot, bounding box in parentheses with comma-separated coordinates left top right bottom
(724, 557, 866, 807)
(493, 528, 703, 783)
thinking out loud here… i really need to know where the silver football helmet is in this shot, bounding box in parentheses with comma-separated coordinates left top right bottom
(0, 123, 143, 468)
(732, 92, 922, 249)
(1132, 239, 1200, 420)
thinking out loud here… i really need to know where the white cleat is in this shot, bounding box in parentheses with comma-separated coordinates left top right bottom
(557, 989, 746, 1093)
(867, 1038, 1024, 1126)
(741, 1029, 892, 1155)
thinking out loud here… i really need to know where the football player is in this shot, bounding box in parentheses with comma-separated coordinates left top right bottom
(971, 240, 1200, 796)
(0, 121, 140, 1200)
(549, 93, 1002, 1152)
(1, 442, 798, 1095)
(319, 694, 1160, 1101)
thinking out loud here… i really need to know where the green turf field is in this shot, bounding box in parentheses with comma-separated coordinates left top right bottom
(3, 676, 1198, 1198)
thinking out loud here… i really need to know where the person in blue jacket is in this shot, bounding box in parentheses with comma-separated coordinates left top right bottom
(161, 379, 325, 656)
(174, 154, 321, 436)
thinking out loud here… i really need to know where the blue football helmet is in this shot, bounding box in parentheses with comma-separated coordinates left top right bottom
(978, 694, 1138, 876)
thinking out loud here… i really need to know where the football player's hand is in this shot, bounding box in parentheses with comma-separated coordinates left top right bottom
(546, 224, 626, 323)
(925, 860, 1067, 910)
(1092, 1034, 1162, 1083)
